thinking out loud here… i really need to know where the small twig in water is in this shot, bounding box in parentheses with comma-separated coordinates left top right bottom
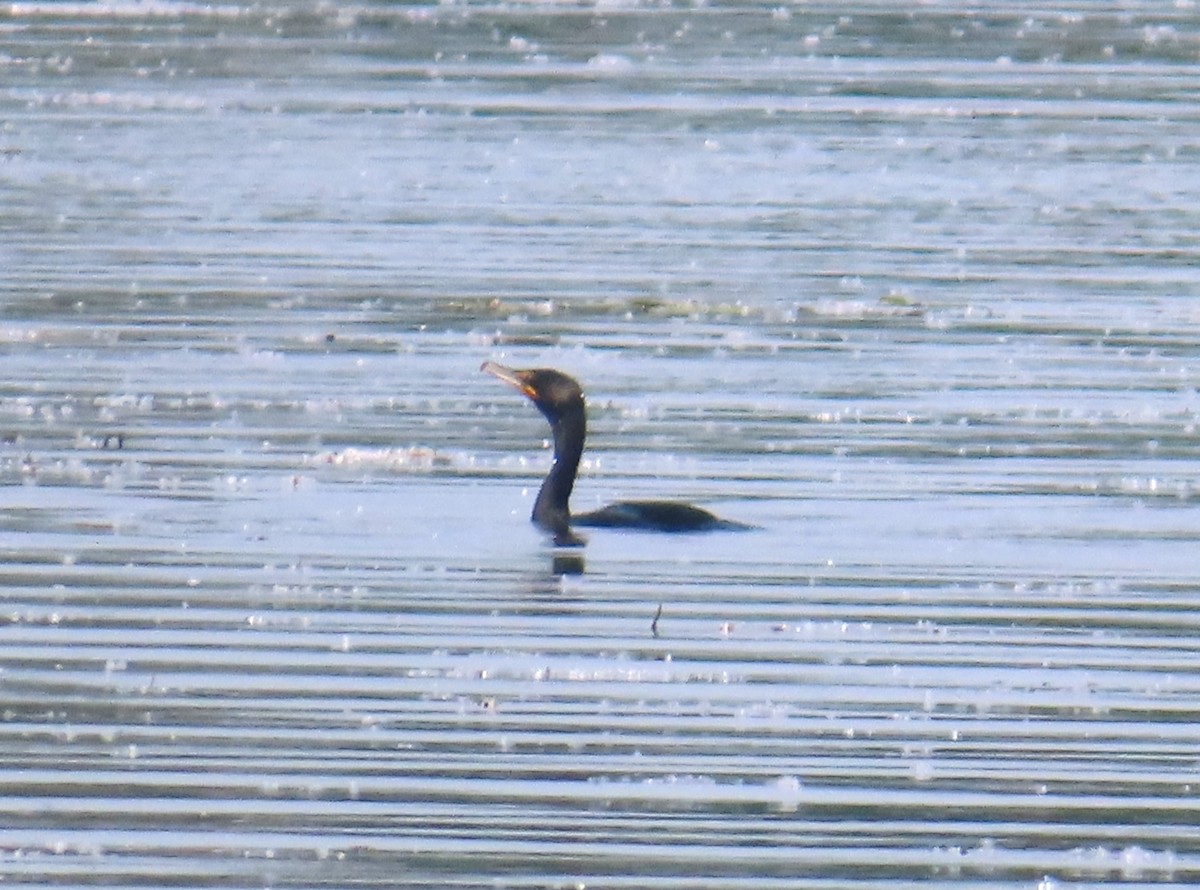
(651, 603, 663, 638)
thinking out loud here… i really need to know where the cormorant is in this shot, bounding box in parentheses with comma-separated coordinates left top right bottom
(483, 361, 751, 546)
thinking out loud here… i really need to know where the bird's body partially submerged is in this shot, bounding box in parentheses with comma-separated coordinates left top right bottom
(482, 361, 751, 546)
(574, 500, 750, 532)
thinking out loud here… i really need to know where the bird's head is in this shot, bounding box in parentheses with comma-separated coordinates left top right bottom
(482, 362, 585, 424)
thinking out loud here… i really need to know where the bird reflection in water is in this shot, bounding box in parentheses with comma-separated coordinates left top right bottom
(550, 551, 585, 577)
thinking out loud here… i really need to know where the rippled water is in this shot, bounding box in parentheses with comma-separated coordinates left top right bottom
(3, 1, 1200, 887)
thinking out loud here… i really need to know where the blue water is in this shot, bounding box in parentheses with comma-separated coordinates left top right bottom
(2, 2, 1199, 887)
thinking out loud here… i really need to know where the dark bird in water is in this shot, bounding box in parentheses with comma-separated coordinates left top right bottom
(482, 361, 751, 546)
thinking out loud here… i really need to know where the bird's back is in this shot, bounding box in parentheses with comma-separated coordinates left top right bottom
(574, 500, 753, 533)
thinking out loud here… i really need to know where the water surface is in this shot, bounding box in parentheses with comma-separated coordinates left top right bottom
(2, 1, 1199, 886)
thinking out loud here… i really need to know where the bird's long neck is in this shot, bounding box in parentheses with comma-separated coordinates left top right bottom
(532, 401, 585, 536)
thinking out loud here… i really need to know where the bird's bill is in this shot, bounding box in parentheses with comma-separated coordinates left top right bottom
(481, 361, 536, 398)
